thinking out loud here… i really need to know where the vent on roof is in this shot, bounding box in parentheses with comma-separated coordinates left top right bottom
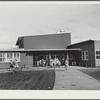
(57, 30, 65, 33)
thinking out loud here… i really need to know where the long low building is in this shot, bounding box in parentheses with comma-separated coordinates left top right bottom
(0, 48, 81, 68)
(0, 32, 100, 68)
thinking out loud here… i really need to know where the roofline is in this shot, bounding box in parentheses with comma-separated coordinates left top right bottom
(0, 48, 81, 52)
(18, 32, 71, 38)
(0, 48, 25, 52)
(25, 48, 81, 51)
(67, 39, 95, 47)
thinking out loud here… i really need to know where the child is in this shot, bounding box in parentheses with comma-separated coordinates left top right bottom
(65, 59, 68, 70)
(9, 60, 14, 71)
(13, 59, 19, 71)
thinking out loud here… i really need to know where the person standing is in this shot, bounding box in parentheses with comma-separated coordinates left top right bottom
(50, 59, 53, 68)
(13, 59, 19, 71)
(65, 59, 69, 70)
(14, 59, 19, 68)
(37, 60, 39, 67)
(39, 60, 42, 66)
(9, 60, 14, 71)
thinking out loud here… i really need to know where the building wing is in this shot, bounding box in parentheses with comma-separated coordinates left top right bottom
(16, 33, 71, 49)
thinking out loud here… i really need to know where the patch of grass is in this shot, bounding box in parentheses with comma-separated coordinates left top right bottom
(79, 69, 100, 81)
(0, 70, 55, 90)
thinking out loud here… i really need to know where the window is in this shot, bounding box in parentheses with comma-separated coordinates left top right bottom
(81, 51, 88, 60)
(0, 52, 20, 62)
(7, 53, 13, 60)
(14, 53, 20, 59)
(14, 53, 20, 62)
(0, 53, 6, 62)
(96, 50, 100, 59)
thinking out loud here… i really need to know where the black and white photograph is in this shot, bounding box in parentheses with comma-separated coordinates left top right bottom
(0, 1, 100, 99)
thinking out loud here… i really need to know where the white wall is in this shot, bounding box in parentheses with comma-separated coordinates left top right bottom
(94, 41, 100, 67)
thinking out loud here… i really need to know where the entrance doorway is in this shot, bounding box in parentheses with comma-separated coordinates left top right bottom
(56, 54, 65, 65)
(34, 53, 66, 67)
(50, 54, 65, 66)
(34, 55, 49, 67)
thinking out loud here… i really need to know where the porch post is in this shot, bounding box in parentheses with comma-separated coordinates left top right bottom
(49, 52, 51, 66)
(66, 52, 69, 66)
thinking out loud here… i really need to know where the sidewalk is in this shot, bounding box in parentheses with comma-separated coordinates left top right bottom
(53, 66, 100, 90)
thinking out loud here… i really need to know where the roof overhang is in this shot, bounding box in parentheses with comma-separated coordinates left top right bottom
(0, 48, 81, 52)
(25, 48, 82, 51)
(0, 48, 25, 52)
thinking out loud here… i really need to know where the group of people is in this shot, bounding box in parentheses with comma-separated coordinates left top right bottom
(50, 58, 61, 67)
(35, 58, 69, 70)
(36, 59, 47, 67)
(50, 58, 69, 70)
(9, 58, 68, 71)
(9, 59, 19, 71)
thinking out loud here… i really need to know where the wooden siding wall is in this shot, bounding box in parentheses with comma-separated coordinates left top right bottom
(67, 41, 95, 67)
(94, 41, 100, 67)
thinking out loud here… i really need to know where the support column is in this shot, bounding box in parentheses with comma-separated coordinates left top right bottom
(66, 52, 69, 66)
(49, 52, 51, 66)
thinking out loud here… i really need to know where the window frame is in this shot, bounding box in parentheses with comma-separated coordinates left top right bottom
(0, 52, 20, 63)
(96, 50, 100, 60)
(0, 53, 6, 62)
(81, 50, 88, 61)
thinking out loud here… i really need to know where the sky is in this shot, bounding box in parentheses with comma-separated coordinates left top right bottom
(0, 2, 100, 49)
